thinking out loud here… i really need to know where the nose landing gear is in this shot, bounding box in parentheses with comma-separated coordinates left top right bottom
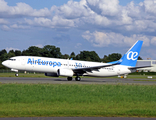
(15, 73, 19, 77)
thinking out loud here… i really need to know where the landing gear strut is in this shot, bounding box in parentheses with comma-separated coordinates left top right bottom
(67, 77, 73, 81)
(75, 76, 81, 81)
(15, 73, 19, 77)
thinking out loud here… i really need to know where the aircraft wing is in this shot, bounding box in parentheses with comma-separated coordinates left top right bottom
(72, 62, 120, 73)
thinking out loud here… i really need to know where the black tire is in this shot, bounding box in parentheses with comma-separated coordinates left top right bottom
(67, 77, 72, 81)
(75, 77, 81, 81)
(15, 73, 19, 77)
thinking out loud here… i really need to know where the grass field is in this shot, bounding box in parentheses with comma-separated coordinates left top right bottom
(0, 84, 156, 117)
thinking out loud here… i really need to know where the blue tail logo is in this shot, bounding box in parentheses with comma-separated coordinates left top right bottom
(127, 51, 138, 61)
(120, 40, 143, 67)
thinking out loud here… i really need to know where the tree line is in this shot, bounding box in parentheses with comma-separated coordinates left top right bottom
(0, 45, 142, 69)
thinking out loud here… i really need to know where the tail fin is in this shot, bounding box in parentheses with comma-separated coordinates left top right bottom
(119, 40, 143, 67)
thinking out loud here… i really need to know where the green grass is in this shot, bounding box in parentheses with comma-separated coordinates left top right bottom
(0, 84, 156, 117)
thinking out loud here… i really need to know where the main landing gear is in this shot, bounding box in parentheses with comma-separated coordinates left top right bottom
(67, 76, 81, 81)
(15, 73, 19, 77)
(75, 76, 81, 81)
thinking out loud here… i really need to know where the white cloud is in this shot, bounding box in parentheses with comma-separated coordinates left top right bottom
(56, 0, 90, 19)
(82, 31, 122, 47)
(5, 47, 20, 52)
(82, 31, 91, 40)
(121, 9, 132, 24)
(126, 1, 141, 18)
(34, 17, 52, 27)
(75, 43, 82, 48)
(0, 0, 156, 49)
(0, 0, 50, 17)
(144, 0, 156, 14)
(51, 15, 75, 27)
(86, 0, 120, 16)
(1, 25, 10, 31)
(34, 44, 43, 48)
(93, 14, 110, 26)
(0, 0, 156, 35)
(82, 30, 150, 47)
(10, 24, 30, 29)
(25, 16, 75, 28)
(0, 18, 8, 24)
(151, 37, 156, 45)
(0, 0, 9, 13)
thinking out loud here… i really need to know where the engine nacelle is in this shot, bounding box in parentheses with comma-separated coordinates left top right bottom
(45, 73, 59, 77)
(11, 68, 18, 72)
(57, 69, 74, 77)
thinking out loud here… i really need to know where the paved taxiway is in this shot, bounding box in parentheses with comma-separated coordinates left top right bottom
(0, 77, 156, 85)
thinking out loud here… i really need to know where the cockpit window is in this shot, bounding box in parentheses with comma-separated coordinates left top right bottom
(9, 59, 16, 61)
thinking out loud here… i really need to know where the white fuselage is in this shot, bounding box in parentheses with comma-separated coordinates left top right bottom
(2, 56, 135, 77)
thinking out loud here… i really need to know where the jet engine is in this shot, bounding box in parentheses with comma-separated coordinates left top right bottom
(57, 69, 74, 77)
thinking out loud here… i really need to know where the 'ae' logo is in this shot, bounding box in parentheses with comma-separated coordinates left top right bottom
(127, 51, 138, 60)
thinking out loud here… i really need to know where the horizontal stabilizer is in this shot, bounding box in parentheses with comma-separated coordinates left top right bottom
(129, 60, 152, 69)
(129, 65, 152, 69)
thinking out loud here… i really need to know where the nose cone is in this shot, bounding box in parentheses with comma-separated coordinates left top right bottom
(2, 61, 7, 67)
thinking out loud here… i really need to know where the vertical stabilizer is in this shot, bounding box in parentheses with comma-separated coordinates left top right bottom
(120, 40, 143, 67)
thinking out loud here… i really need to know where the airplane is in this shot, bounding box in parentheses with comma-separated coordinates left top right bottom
(2, 40, 150, 81)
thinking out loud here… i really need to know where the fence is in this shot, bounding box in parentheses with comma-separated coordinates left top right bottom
(0, 69, 43, 74)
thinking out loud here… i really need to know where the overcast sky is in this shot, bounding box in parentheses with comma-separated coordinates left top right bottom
(0, 0, 156, 59)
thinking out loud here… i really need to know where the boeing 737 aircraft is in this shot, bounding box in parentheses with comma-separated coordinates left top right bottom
(2, 40, 149, 81)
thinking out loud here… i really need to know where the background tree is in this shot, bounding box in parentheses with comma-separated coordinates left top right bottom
(0, 49, 7, 61)
(76, 51, 101, 62)
(27, 46, 42, 56)
(138, 56, 143, 60)
(0, 49, 8, 69)
(15, 50, 21, 56)
(21, 50, 29, 56)
(70, 52, 76, 60)
(102, 53, 122, 63)
(42, 45, 62, 58)
(7, 50, 15, 58)
(62, 54, 69, 59)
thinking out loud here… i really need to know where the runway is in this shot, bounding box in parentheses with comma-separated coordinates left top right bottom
(0, 77, 156, 85)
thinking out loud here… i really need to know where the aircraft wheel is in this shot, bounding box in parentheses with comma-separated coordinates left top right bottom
(75, 77, 81, 81)
(67, 77, 72, 81)
(15, 73, 19, 77)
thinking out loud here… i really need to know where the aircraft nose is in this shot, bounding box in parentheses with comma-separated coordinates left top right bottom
(2, 61, 7, 66)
